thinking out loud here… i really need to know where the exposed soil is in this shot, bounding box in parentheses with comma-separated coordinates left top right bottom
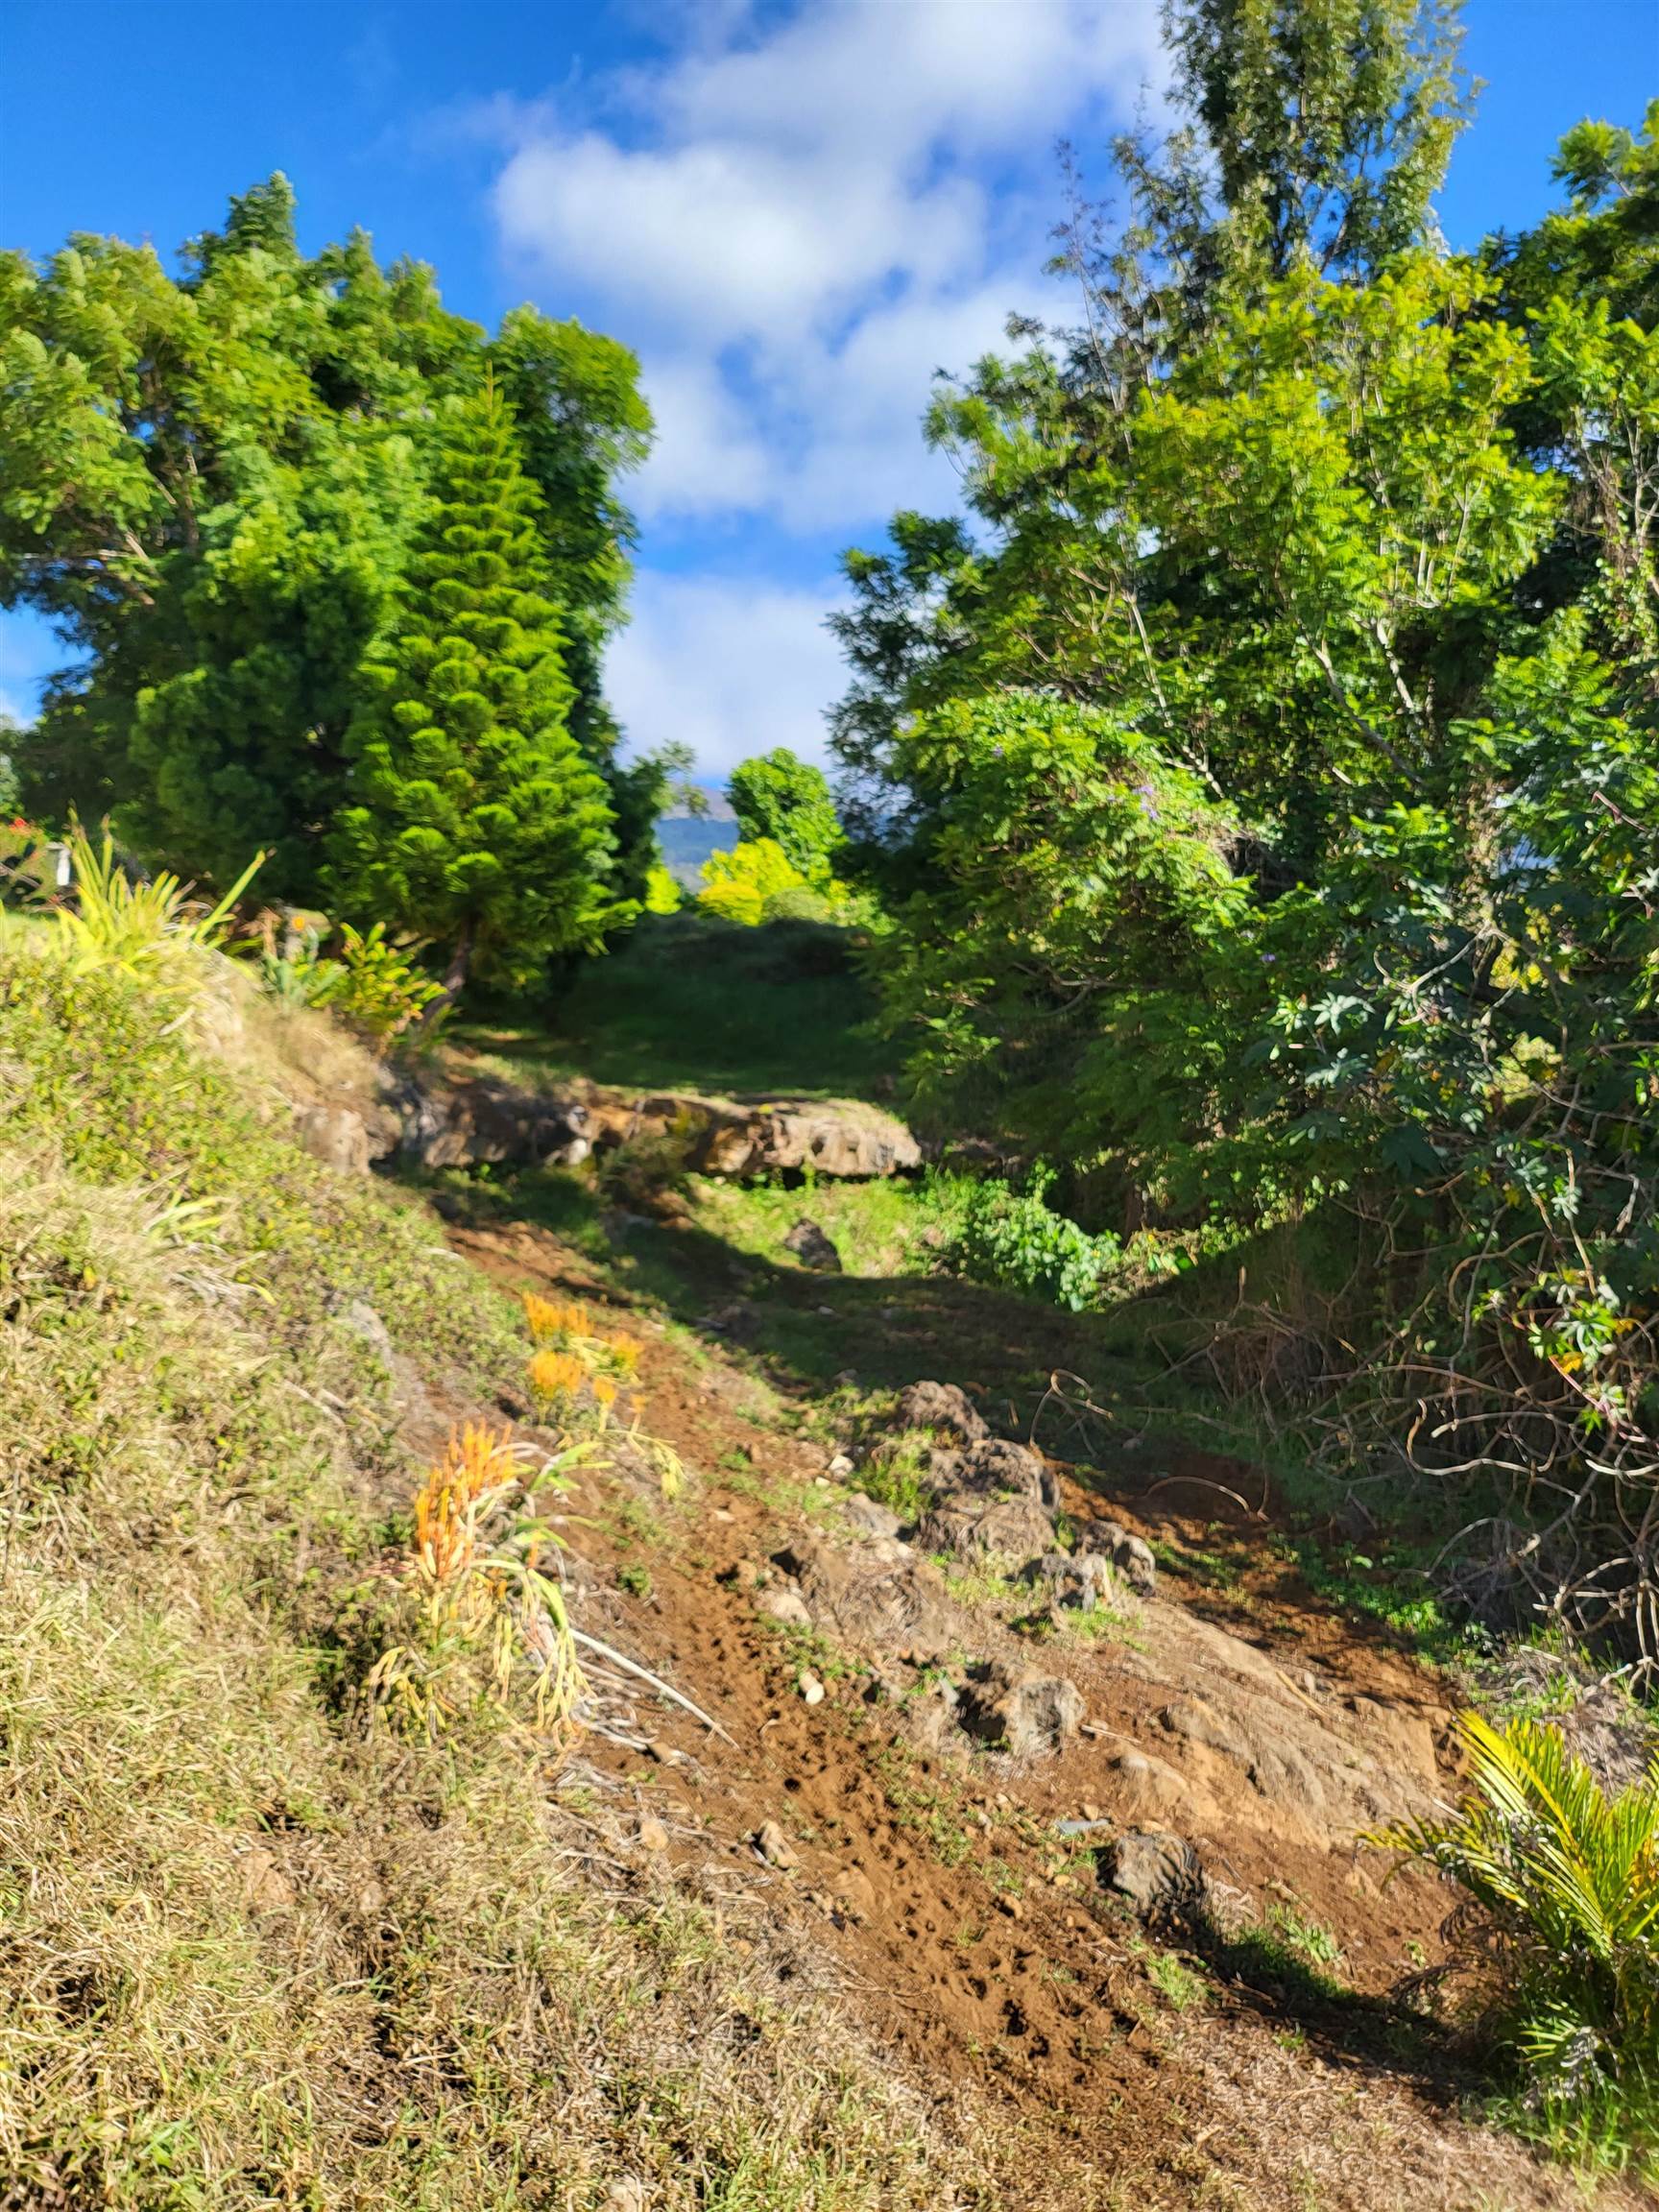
(451, 1212, 1655, 2212)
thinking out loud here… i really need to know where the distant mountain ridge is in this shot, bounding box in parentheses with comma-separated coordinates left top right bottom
(658, 812, 739, 889)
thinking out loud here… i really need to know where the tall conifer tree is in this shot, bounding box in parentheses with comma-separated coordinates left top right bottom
(329, 376, 623, 991)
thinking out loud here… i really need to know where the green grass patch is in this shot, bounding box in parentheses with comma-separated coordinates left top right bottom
(460, 909, 901, 1102)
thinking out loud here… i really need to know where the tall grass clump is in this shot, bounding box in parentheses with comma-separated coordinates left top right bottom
(1374, 1712, 1659, 2170)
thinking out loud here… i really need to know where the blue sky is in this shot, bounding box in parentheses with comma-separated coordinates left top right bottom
(2, 0, 1653, 780)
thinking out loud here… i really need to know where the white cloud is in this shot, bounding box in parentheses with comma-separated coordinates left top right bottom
(496, 132, 982, 346)
(607, 571, 846, 781)
(490, 1, 1163, 533)
(477, 0, 1165, 770)
(654, 0, 1155, 167)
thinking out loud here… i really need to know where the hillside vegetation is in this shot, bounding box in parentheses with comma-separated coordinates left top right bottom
(2, 0, 1658, 2192)
(0, 941, 966, 2208)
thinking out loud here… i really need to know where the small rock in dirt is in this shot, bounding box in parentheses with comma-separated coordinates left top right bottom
(239, 1844, 296, 1913)
(960, 1664, 1084, 1756)
(1076, 1518, 1157, 1593)
(637, 1814, 670, 1852)
(899, 1674, 962, 1757)
(1104, 1830, 1207, 1925)
(755, 1819, 801, 1870)
(829, 1864, 878, 1922)
(783, 1217, 844, 1272)
(799, 1671, 827, 1705)
(841, 1491, 903, 1540)
(720, 1559, 765, 1590)
(895, 1380, 988, 1442)
(826, 1451, 856, 1478)
(335, 1296, 396, 1369)
(757, 1584, 813, 1629)
(1020, 1551, 1116, 1609)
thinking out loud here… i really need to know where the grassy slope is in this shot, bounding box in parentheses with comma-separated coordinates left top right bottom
(455, 911, 901, 1101)
(0, 948, 968, 2210)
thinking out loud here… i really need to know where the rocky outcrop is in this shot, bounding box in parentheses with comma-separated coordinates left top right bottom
(680, 1096, 920, 1178)
(917, 1493, 1057, 1563)
(959, 1664, 1083, 1755)
(1077, 1516, 1159, 1594)
(393, 1071, 920, 1181)
(1019, 1551, 1118, 1608)
(894, 1380, 988, 1440)
(296, 1102, 383, 1176)
(771, 1532, 958, 1658)
(388, 1073, 592, 1171)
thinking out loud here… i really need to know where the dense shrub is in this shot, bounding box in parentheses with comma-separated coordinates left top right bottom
(950, 1167, 1123, 1311)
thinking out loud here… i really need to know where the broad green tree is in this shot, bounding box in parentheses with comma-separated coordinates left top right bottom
(327, 379, 624, 991)
(0, 177, 658, 902)
(725, 748, 844, 878)
(830, 0, 1474, 832)
(1155, 0, 1470, 287)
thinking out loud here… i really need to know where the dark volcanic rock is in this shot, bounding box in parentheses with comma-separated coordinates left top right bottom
(782, 1217, 843, 1272)
(894, 1381, 988, 1442)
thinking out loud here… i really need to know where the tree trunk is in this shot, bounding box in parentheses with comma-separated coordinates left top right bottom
(442, 920, 473, 1000)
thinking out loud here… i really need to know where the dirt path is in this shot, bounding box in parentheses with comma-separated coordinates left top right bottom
(453, 1213, 1652, 2212)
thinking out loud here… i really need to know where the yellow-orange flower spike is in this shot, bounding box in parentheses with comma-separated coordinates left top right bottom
(528, 1348, 586, 1407)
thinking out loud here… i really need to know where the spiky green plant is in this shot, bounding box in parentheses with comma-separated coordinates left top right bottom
(331, 919, 445, 1043)
(56, 824, 264, 994)
(1373, 1712, 1659, 2142)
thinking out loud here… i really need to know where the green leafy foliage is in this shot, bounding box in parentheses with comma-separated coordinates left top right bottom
(55, 823, 263, 998)
(951, 1167, 1123, 1311)
(697, 837, 813, 926)
(643, 860, 683, 914)
(827, 61, 1659, 1651)
(329, 922, 446, 1043)
(0, 176, 660, 912)
(726, 748, 846, 879)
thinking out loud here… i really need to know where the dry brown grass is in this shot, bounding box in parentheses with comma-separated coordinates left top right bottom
(0, 977, 983, 2209)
